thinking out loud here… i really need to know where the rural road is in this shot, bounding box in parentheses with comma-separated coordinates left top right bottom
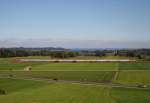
(20, 59, 136, 62)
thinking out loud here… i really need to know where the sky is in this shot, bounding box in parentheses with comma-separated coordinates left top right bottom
(0, 0, 150, 48)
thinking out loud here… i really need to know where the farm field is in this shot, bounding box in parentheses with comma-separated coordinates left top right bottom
(119, 62, 150, 70)
(0, 57, 118, 71)
(111, 87, 150, 103)
(0, 57, 150, 84)
(0, 78, 114, 103)
(0, 71, 115, 83)
(115, 71, 150, 84)
(0, 78, 150, 103)
(32, 63, 117, 71)
(0, 59, 47, 70)
(1, 57, 150, 103)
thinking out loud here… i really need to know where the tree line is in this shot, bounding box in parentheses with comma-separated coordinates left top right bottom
(0, 48, 150, 60)
(0, 48, 79, 58)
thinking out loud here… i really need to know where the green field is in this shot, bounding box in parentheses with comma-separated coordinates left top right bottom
(0, 78, 150, 103)
(0, 58, 150, 85)
(119, 63, 150, 70)
(0, 58, 48, 70)
(0, 78, 114, 103)
(0, 71, 115, 83)
(1, 57, 150, 102)
(115, 71, 150, 84)
(111, 87, 150, 103)
(32, 63, 117, 71)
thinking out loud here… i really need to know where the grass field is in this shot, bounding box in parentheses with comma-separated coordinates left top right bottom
(119, 63, 150, 70)
(115, 71, 150, 84)
(0, 78, 114, 103)
(32, 63, 117, 71)
(0, 78, 150, 103)
(0, 58, 46, 70)
(0, 71, 116, 83)
(0, 61, 47, 70)
(111, 87, 150, 103)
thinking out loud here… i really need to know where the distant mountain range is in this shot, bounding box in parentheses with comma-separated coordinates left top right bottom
(0, 47, 70, 51)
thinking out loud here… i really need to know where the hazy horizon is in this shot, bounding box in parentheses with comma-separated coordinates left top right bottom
(0, 0, 150, 48)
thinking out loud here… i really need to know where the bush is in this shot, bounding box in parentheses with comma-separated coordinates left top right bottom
(54, 60, 59, 63)
(53, 78, 58, 81)
(0, 89, 6, 95)
(72, 61, 77, 63)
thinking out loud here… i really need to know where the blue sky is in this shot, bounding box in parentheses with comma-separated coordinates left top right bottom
(0, 0, 150, 48)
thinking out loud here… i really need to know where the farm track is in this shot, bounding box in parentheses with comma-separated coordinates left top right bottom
(0, 76, 149, 90)
(113, 63, 119, 81)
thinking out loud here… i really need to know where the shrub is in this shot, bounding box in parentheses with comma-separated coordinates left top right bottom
(53, 78, 58, 81)
(54, 60, 59, 63)
(72, 61, 77, 63)
(0, 89, 6, 95)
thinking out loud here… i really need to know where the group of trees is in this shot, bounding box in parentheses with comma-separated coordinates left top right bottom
(91, 49, 150, 60)
(94, 50, 106, 57)
(0, 48, 150, 60)
(0, 48, 79, 58)
(117, 49, 150, 59)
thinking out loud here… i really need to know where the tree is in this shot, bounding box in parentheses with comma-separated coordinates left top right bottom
(95, 50, 105, 57)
